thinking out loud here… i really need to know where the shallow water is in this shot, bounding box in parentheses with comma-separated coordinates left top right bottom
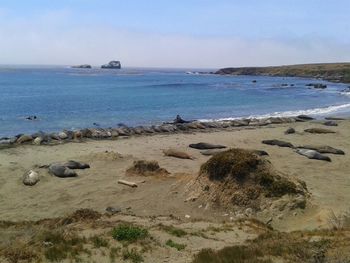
(0, 66, 349, 137)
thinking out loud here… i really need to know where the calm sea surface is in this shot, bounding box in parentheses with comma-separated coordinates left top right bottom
(0, 66, 350, 137)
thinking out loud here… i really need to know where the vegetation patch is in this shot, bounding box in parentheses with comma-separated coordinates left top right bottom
(41, 230, 89, 262)
(112, 224, 149, 242)
(61, 208, 102, 224)
(159, 224, 187, 237)
(166, 239, 186, 251)
(193, 227, 350, 263)
(90, 235, 109, 248)
(200, 148, 260, 181)
(196, 149, 305, 208)
(122, 248, 144, 263)
(126, 160, 169, 176)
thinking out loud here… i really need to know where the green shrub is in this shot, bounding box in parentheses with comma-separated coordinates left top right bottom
(112, 224, 148, 242)
(166, 239, 186, 251)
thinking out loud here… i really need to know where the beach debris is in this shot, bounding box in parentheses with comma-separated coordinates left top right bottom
(163, 149, 194, 159)
(297, 115, 314, 121)
(323, 121, 338, 126)
(23, 170, 40, 186)
(189, 142, 227, 150)
(126, 160, 169, 176)
(16, 134, 33, 144)
(262, 139, 294, 148)
(49, 164, 77, 178)
(284, 127, 296, 134)
(118, 179, 137, 187)
(296, 149, 331, 162)
(297, 145, 344, 155)
(106, 206, 122, 214)
(304, 128, 336, 134)
(63, 160, 90, 169)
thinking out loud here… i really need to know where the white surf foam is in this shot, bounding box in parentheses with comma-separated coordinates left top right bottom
(199, 103, 350, 122)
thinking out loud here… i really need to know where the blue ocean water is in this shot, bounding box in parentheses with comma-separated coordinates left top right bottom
(0, 66, 350, 137)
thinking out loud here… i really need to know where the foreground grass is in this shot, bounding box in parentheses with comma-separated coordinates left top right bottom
(193, 229, 350, 263)
(1, 209, 350, 263)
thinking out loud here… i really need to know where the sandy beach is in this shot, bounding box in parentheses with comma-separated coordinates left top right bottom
(1, 118, 350, 262)
(1, 119, 349, 227)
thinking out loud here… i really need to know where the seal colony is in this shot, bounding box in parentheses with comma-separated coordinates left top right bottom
(0, 114, 321, 149)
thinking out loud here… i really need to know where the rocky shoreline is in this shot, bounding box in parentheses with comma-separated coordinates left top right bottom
(214, 63, 350, 84)
(0, 115, 330, 149)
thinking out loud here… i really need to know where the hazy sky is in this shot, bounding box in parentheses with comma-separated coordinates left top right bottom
(0, 0, 349, 68)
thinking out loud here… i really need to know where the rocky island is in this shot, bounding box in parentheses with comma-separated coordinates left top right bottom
(71, 64, 92, 69)
(101, 60, 121, 69)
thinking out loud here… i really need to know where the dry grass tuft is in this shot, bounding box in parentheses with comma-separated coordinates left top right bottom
(126, 160, 169, 176)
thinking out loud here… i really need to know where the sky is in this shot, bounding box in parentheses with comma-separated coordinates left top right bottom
(0, 0, 349, 68)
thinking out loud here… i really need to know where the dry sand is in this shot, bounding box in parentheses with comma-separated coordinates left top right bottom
(0, 119, 349, 232)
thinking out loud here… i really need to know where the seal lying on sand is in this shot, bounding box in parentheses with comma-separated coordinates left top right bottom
(304, 128, 336, 134)
(262, 139, 294, 148)
(163, 149, 194, 159)
(296, 149, 331, 162)
(49, 164, 77, 178)
(297, 145, 344, 155)
(189, 143, 227, 150)
(63, 160, 90, 169)
(201, 149, 269, 156)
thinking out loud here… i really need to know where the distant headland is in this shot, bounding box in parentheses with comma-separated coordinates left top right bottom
(215, 63, 350, 83)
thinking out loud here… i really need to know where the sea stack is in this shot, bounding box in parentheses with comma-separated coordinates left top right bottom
(101, 61, 121, 69)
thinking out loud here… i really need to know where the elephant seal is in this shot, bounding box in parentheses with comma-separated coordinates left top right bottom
(304, 128, 335, 134)
(163, 149, 194, 160)
(23, 170, 40, 186)
(296, 149, 331, 162)
(297, 145, 344, 155)
(323, 121, 338, 127)
(200, 149, 227, 156)
(262, 139, 294, 148)
(284, 127, 296, 134)
(63, 160, 90, 169)
(49, 164, 77, 178)
(189, 142, 227, 150)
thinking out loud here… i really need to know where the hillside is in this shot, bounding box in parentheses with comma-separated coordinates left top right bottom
(215, 63, 350, 83)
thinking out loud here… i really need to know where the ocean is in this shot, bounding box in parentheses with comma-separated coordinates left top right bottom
(0, 66, 350, 137)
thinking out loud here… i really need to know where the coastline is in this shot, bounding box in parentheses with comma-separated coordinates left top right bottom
(215, 62, 350, 84)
